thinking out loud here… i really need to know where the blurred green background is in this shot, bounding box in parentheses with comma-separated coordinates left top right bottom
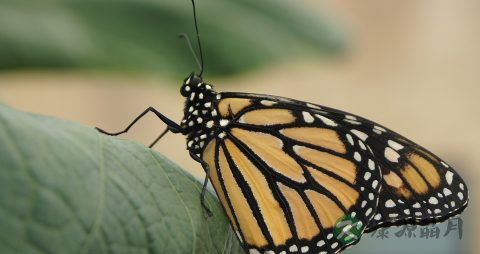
(0, 0, 478, 253)
(0, 0, 343, 77)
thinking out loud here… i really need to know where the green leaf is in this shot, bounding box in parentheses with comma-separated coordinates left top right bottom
(0, 0, 345, 77)
(0, 103, 243, 254)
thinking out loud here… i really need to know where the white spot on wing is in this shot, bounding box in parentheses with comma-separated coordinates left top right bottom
(346, 134, 354, 145)
(354, 152, 362, 162)
(351, 129, 368, 141)
(428, 197, 438, 205)
(249, 249, 260, 254)
(385, 199, 396, 208)
(388, 140, 404, 150)
(301, 246, 309, 253)
(368, 159, 375, 170)
(220, 119, 229, 126)
(315, 114, 337, 126)
(289, 245, 298, 252)
(344, 119, 361, 125)
(384, 147, 400, 163)
(366, 208, 372, 216)
(445, 171, 454, 185)
(261, 100, 276, 106)
(364, 172, 371, 181)
(302, 111, 314, 123)
(358, 140, 366, 150)
(374, 125, 386, 132)
(307, 103, 321, 109)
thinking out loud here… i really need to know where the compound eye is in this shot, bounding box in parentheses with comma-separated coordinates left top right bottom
(180, 73, 195, 96)
(180, 84, 191, 97)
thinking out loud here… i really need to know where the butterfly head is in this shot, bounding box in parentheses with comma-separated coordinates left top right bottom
(181, 73, 202, 97)
(180, 73, 217, 102)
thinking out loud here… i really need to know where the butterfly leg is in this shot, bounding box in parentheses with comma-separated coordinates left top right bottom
(190, 151, 213, 217)
(96, 107, 183, 136)
(148, 127, 169, 148)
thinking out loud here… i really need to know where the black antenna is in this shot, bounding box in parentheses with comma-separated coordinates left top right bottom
(178, 33, 202, 72)
(191, 0, 204, 77)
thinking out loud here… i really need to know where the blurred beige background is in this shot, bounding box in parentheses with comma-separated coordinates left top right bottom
(0, 1, 478, 253)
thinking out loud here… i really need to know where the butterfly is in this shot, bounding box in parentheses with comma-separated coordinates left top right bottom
(96, 73, 469, 253)
(95, 1, 469, 253)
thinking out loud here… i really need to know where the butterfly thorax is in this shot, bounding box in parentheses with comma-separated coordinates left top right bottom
(180, 74, 221, 153)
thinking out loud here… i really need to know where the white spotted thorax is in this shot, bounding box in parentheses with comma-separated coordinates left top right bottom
(180, 73, 222, 153)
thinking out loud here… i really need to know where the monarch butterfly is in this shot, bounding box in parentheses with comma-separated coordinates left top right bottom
(96, 1, 469, 253)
